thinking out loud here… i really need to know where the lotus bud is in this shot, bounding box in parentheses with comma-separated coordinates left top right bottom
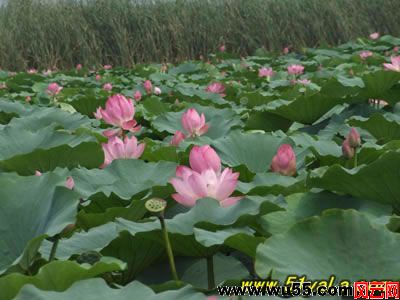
(144, 80, 152, 94)
(342, 138, 355, 159)
(154, 87, 162, 95)
(369, 32, 380, 40)
(134, 90, 142, 101)
(65, 176, 75, 190)
(103, 83, 112, 92)
(271, 144, 296, 176)
(170, 130, 185, 146)
(347, 127, 361, 148)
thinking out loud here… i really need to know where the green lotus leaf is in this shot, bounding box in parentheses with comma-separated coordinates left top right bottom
(0, 259, 126, 300)
(256, 209, 400, 282)
(0, 172, 80, 272)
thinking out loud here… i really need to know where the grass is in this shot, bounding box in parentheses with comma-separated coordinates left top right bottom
(0, 0, 399, 70)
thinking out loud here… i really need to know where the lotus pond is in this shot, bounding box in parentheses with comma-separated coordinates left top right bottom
(1, 35, 400, 299)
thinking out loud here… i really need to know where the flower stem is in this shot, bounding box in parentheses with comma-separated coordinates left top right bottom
(354, 150, 358, 168)
(48, 235, 60, 261)
(207, 255, 215, 290)
(158, 215, 179, 285)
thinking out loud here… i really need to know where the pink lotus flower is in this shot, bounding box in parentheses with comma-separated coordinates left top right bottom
(35, 170, 42, 176)
(25, 96, 31, 102)
(170, 130, 186, 146)
(170, 145, 241, 207)
(287, 64, 304, 76)
(189, 145, 221, 173)
(342, 138, 354, 159)
(219, 44, 226, 52)
(103, 64, 112, 70)
(27, 68, 37, 74)
(271, 144, 296, 176)
(94, 94, 140, 137)
(154, 87, 162, 95)
(383, 56, 400, 72)
(65, 176, 75, 190)
(205, 82, 226, 97)
(103, 83, 112, 92)
(134, 90, 142, 101)
(181, 108, 209, 137)
(359, 51, 373, 59)
(46, 83, 63, 96)
(144, 80, 153, 94)
(347, 127, 361, 148)
(258, 67, 274, 78)
(0, 83, 7, 89)
(394, 47, 399, 53)
(43, 69, 52, 77)
(102, 135, 145, 167)
(95, 74, 101, 81)
(369, 32, 380, 40)
(76, 64, 82, 71)
(283, 47, 290, 54)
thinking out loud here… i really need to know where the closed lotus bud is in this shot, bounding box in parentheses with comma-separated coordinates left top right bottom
(134, 90, 142, 101)
(170, 130, 185, 146)
(76, 64, 82, 71)
(35, 170, 42, 176)
(95, 74, 101, 81)
(369, 32, 380, 40)
(154, 87, 161, 95)
(347, 127, 361, 148)
(283, 47, 290, 54)
(189, 145, 221, 173)
(143, 80, 152, 94)
(65, 176, 75, 190)
(271, 144, 296, 176)
(103, 83, 112, 92)
(219, 44, 226, 52)
(25, 96, 31, 102)
(61, 223, 76, 236)
(342, 138, 354, 159)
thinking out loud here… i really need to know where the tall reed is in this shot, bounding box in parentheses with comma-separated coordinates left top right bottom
(0, 0, 399, 70)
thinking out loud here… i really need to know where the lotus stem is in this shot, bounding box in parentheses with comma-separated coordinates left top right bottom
(49, 235, 60, 261)
(354, 150, 358, 168)
(159, 215, 180, 285)
(207, 255, 215, 290)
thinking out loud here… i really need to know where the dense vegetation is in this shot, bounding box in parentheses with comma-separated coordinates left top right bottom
(0, 34, 400, 298)
(0, 0, 399, 70)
